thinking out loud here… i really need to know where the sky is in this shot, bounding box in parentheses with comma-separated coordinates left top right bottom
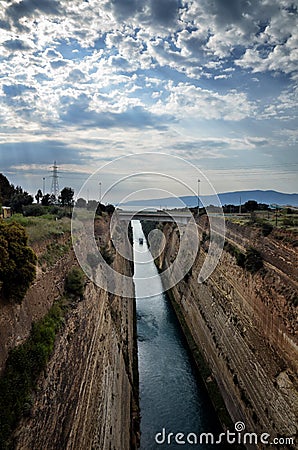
(0, 0, 297, 203)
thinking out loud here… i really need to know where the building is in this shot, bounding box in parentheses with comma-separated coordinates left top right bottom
(1, 206, 12, 219)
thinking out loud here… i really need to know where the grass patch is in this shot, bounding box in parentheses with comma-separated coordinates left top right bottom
(38, 240, 71, 269)
(6, 215, 70, 245)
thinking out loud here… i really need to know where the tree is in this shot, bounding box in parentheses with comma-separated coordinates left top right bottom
(35, 189, 43, 204)
(105, 204, 115, 215)
(96, 202, 105, 215)
(0, 173, 15, 206)
(41, 193, 51, 206)
(243, 200, 258, 212)
(0, 222, 37, 303)
(10, 190, 33, 213)
(50, 194, 56, 205)
(87, 200, 98, 211)
(76, 197, 87, 208)
(258, 203, 269, 211)
(59, 187, 74, 207)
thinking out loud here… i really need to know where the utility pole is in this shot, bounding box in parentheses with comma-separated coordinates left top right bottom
(50, 161, 59, 199)
(99, 182, 102, 203)
(239, 196, 241, 214)
(42, 177, 46, 196)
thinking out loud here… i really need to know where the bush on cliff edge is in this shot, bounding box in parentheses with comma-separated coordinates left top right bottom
(0, 221, 36, 303)
(64, 267, 85, 298)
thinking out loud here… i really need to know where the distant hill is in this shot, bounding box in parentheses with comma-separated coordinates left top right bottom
(122, 190, 298, 208)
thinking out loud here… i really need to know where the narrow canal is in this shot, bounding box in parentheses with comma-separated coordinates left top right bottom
(132, 220, 221, 449)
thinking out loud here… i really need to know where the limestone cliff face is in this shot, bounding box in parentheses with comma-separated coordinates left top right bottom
(0, 237, 77, 374)
(158, 219, 297, 449)
(0, 218, 139, 450)
(13, 281, 138, 450)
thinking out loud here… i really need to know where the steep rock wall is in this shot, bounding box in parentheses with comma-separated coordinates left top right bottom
(0, 238, 76, 374)
(158, 220, 297, 449)
(0, 217, 139, 450)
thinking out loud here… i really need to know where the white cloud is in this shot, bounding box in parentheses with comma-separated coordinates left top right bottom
(150, 82, 256, 121)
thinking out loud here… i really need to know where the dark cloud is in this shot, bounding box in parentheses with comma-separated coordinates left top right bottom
(59, 94, 170, 129)
(0, 140, 75, 170)
(5, 0, 61, 30)
(108, 0, 138, 20)
(67, 69, 86, 82)
(109, 55, 134, 71)
(105, 0, 178, 28)
(203, 0, 280, 31)
(0, 19, 11, 30)
(150, 0, 178, 26)
(210, 0, 247, 25)
(3, 39, 31, 51)
(0, 140, 91, 169)
(50, 59, 68, 69)
(45, 48, 62, 58)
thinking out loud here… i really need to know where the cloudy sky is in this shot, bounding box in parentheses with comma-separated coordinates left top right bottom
(0, 0, 297, 202)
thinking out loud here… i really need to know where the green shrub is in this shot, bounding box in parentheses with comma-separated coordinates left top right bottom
(261, 222, 273, 236)
(0, 221, 36, 303)
(235, 251, 245, 267)
(100, 245, 114, 265)
(224, 241, 245, 267)
(22, 204, 45, 217)
(201, 231, 209, 243)
(224, 241, 263, 273)
(244, 247, 263, 273)
(65, 267, 85, 297)
(48, 205, 60, 215)
(282, 217, 296, 227)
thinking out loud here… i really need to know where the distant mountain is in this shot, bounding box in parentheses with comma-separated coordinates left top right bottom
(122, 190, 298, 208)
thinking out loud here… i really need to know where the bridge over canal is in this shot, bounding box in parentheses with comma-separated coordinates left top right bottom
(116, 210, 192, 224)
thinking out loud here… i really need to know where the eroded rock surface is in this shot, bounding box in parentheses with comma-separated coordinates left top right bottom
(158, 219, 297, 449)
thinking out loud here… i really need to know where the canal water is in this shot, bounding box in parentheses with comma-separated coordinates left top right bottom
(132, 220, 221, 449)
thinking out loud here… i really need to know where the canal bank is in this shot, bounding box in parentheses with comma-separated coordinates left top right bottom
(132, 220, 222, 449)
(154, 219, 298, 449)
